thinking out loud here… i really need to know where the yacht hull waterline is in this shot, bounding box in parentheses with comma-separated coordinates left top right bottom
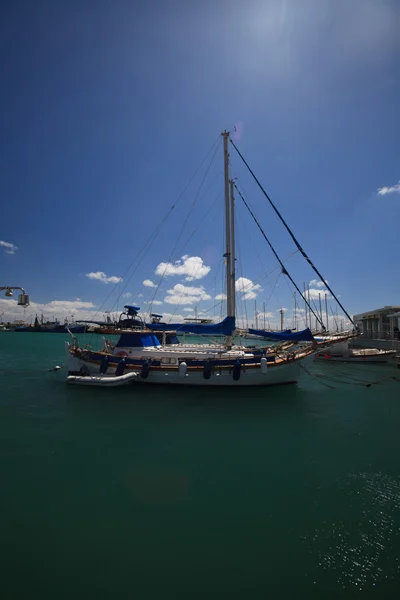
(66, 343, 314, 387)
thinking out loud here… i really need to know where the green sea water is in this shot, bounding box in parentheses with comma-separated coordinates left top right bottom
(1, 332, 400, 599)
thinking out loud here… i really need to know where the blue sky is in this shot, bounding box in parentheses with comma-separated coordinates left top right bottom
(1, 0, 399, 327)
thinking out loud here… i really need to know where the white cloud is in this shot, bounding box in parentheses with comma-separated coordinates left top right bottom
(0, 298, 97, 323)
(0, 240, 18, 255)
(215, 293, 227, 300)
(235, 277, 262, 300)
(155, 255, 211, 281)
(143, 279, 156, 288)
(183, 308, 193, 312)
(137, 293, 144, 298)
(303, 288, 331, 300)
(276, 307, 289, 313)
(377, 181, 400, 196)
(122, 292, 132, 298)
(159, 312, 185, 324)
(85, 271, 122, 284)
(143, 300, 163, 305)
(257, 311, 274, 319)
(164, 283, 211, 305)
(309, 279, 328, 288)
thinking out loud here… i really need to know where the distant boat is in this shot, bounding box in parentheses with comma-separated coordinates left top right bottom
(14, 315, 87, 333)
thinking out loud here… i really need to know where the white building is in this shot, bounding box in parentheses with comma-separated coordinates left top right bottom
(353, 306, 400, 339)
(388, 311, 400, 339)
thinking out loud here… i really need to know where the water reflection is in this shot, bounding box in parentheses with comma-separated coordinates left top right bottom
(309, 472, 400, 590)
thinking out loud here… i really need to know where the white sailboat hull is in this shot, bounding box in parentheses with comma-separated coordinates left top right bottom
(66, 351, 305, 387)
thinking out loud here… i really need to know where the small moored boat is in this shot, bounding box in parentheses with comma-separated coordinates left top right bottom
(314, 348, 396, 363)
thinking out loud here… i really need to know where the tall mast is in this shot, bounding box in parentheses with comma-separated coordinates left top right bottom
(280, 308, 284, 332)
(229, 179, 236, 320)
(303, 282, 308, 328)
(222, 131, 233, 318)
(325, 293, 329, 332)
(318, 293, 323, 331)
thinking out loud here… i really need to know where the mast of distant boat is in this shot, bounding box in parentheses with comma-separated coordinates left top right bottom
(222, 131, 236, 348)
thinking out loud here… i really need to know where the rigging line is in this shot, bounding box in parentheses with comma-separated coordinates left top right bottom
(147, 138, 222, 317)
(107, 133, 222, 313)
(180, 190, 223, 263)
(282, 276, 305, 330)
(235, 223, 245, 329)
(154, 201, 224, 323)
(260, 272, 282, 327)
(192, 246, 299, 323)
(232, 173, 290, 314)
(233, 181, 301, 289)
(234, 182, 325, 330)
(231, 170, 268, 278)
(106, 214, 171, 315)
(158, 230, 221, 324)
(220, 194, 226, 322)
(244, 249, 299, 296)
(90, 177, 197, 327)
(85, 235, 159, 345)
(329, 304, 339, 331)
(177, 174, 223, 255)
(230, 139, 355, 328)
(235, 191, 271, 285)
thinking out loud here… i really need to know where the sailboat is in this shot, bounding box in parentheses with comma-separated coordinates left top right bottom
(65, 130, 353, 387)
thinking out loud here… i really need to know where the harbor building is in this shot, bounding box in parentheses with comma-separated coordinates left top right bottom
(353, 306, 400, 340)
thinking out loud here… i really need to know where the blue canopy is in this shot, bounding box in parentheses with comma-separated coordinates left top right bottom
(147, 316, 235, 336)
(124, 305, 140, 316)
(247, 327, 314, 342)
(116, 332, 161, 348)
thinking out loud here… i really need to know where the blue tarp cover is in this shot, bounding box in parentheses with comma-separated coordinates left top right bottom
(247, 327, 314, 342)
(147, 316, 235, 336)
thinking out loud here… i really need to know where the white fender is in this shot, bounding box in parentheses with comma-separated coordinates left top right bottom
(179, 361, 187, 378)
(260, 357, 268, 374)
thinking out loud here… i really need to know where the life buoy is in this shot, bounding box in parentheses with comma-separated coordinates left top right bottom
(117, 351, 128, 357)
